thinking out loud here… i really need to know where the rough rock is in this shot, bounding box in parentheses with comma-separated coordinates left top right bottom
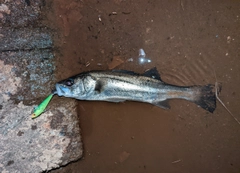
(0, 99, 82, 173)
(0, 27, 54, 102)
(0, 50, 55, 102)
(0, 0, 45, 27)
(0, 0, 83, 172)
(0, 27, 52, 51)
(0, 53, 83, 173)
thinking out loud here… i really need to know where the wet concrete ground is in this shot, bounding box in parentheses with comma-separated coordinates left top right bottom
(44, 0, 240, 172)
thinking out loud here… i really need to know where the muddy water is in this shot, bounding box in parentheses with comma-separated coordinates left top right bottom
(44, 1, 240, 173)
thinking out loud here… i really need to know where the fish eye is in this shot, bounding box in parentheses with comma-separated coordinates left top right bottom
(65, 79, 74, 86)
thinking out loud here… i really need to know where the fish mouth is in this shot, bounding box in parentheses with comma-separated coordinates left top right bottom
(51, 89, 57, 95)
(55, 83, 67, 96)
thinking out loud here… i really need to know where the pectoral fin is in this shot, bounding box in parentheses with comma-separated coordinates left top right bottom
(152, 100, 170, 109)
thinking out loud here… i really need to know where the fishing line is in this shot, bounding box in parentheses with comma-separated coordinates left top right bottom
(213, 70, 240, 125)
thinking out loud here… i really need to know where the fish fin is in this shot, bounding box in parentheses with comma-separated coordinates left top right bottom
(192, 84, 217, 113)
(95, 80, 105, 93)
(152, 100, 170, 109)
(112, 69, 139, 76)
(143, 67, 162, 81)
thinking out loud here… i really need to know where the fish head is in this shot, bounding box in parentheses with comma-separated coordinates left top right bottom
(55, 75, 87, 98)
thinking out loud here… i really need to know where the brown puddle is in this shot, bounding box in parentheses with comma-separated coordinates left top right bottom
(43, 1, 240, 173)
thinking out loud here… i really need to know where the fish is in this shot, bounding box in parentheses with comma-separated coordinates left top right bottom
(55, 67, 217, 113)
(31, 93, 54, 119)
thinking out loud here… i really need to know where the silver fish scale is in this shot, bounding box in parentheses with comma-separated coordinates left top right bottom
(78, 72, 169, 103)
(89, 71, 163, 88)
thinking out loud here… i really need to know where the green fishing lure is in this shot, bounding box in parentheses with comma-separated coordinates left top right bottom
(31, 93, 54, 119)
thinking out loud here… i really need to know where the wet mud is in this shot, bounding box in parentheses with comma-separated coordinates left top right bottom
(43, 0, 240, 172)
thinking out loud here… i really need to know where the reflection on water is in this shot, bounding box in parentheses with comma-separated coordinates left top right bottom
(138, 48, 152, 64)
(45, 0, 240, 173)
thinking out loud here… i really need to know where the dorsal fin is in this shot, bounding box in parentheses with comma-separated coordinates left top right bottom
(143, 67, 162, 80)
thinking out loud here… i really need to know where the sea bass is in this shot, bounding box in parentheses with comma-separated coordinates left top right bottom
(55, 68, 217, 112)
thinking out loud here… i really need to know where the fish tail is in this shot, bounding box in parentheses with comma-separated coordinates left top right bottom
(192, 84, 220, 113)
